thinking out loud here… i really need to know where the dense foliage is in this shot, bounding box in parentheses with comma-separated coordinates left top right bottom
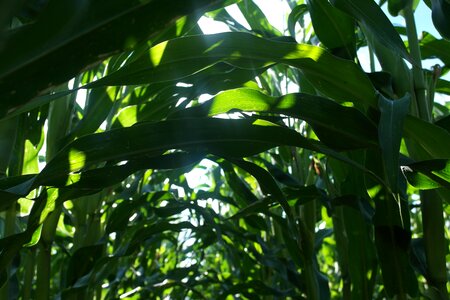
(0, 0, 449, 299)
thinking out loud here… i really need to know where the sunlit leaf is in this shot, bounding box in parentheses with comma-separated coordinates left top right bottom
(331, 0, 413, 63)
(287, 4, 308, 38)
(173, 88, 378, 150)
(404, 115, 450, 158)
(87, 32, 377, 108)
(307, 0, 356, 59)
(401, 159, 450, 190)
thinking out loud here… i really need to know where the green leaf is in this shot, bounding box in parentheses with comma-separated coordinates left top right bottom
(307, 0, 356, 59)
(374, 224, 419, 298)
(0, 0, 236, 118)
(0, 118, 384, 214)
(331, 0, 413, 63)
(435, 115, 450, 132)
(67, 88, 114, 140)
(106, 192, 172, 233)
(65, 244, 104, 288)
(36, 117, 385, 191)
(378, 93, 410, 190)
(126, 221, 195, 255)
(64, 152, 204, 190)
(237, 1, 282, 37)
(333, 196, 377, 299)
(365, 28, 413, 99)
(420, 32, 450, 66)
(436, 79, 450, 95)
(404, 115, 450, 158)
(401, 159, 450, 190)
(38, 118, 322, 184)
(87, 32, 377, 108)
(388, 0, 409, 16)
(431, 0, 450, 40)
(287, 4, 308, 38)
(172, 88, 378, 150)
(230, 159, 291, 215)
(218, 160, 259, 207)
(0, 0, 21, 31)
(229, 197, 273, 219)
(367, 72, 395, 97)
(0, 118, 18, 173)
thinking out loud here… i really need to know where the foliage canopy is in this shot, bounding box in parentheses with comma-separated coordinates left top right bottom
(0, 0, 449, 299)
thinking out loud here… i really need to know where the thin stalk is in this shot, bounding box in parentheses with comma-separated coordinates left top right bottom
(299, 199, 319, 300)
(420, 190, 448, 299)
(404, 4, 448, 297)
(35, 241, 51, 300)
(22, 249, 36, 300)
(321, 163, 351, 299)
(332, 207, 351, 299)
(428, 64, 441, 115)
(36, 83, 75, 299)
(368, 46, 376, 73)
(298, 165, 319, 300)
(403, 4, 430, 122)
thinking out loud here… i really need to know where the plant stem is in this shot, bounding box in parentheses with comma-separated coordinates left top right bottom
(403, 4, 430, 122)
(300, 199, 319, 300)
(299, 166, 319, 300)
(35, 242, 51, 300)
(368, 46, 376, 73)
(35, 83, 74, 299)
(404, 4, 448, 298)
(22, 249, 35, 300)
(421, 190, 448, 299)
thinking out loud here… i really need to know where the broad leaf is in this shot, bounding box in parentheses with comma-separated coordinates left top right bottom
(0, 0, 237, 118)
(38, 118, 321, 184)
(401, 159, 450, 190)
(87, 32, 377, 108)
(331, 0, 413, 63)
(431, 0, 450, 39)
(307, 0, 356, 59)
(378, 93, 410, 191)
(287, 4, 308, 38)
(420, 32, 450, 66)
(237, 1, 282, 37)
(404, 115, 450, 158)
(436, 79, 450, 95)
(388, 0, 408, 16)
(229, 159, 295, 229)
(172, 88, 378, 150)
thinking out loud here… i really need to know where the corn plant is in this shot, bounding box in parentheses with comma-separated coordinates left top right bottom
(0, 0, 449, 299)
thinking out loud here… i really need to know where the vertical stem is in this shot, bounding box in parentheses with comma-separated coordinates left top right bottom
(300, 199, 319, 300)
(368, 46, 376, 73)
(403, 4, 430, 122)
(22, 249, 35, 300)
(421, 190, 448, 299)
(36, 84, 74, 299)
(298, 165, 319, 300)
(404, 4, 448, 297)
(35, 242, 51, 300)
